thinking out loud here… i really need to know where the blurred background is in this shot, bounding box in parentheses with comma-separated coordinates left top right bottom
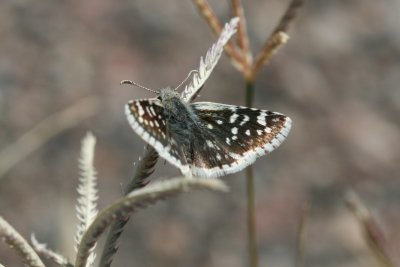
(1, 1, 399, 266)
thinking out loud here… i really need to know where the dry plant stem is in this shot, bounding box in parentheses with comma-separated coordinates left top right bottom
(0, 217, 45, 267)
(123, 146, 158, 194)
(76, 177, 227, 267)
(75, 132, 98, 247)
(0, 96, 100, 180)
(272, 0, 305, 34)
(31, 235, 74, 267)
(345, 191, 396, 267)
(98, 146, 158, 267)
(253, 0, 304, 74)
(253, 31, 289, 76)
(244, 80, 259, 267)
(245, 166, 258, 267)
(193, 0, 243, 71)
(243, 7, 301, 265)
(231, 0, 252, 67)
(193, 2, 304, 267)
(295, 203, 309, 267)
(193, 0, 222, 35)
(34, 249, 73, 267)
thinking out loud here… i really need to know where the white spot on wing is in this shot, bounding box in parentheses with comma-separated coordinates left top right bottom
(145, 106, 152, 117)
(206, 140, 215, 148)
(188, 116, 293, 178)
(150, 106, 157, 116)
(230, 114, 239, 123)
(136, 102, 145, 116)
(257, 112, 267, 126)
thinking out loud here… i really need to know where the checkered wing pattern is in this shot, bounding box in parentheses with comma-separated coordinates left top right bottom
(125, 99, 184, 170)
(126, 99, 291, 178)
(189, 102, 292, 177)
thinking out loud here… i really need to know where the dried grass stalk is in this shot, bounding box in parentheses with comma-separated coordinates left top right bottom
(75, 177, 228, 267)
(345, 191, 396, 267)
(31, 234, 73, 267)
(0, 216, 45, 267)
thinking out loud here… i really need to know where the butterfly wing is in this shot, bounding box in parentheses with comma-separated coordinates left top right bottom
(188, 102, 292, 177)
(126, 99, 291, 178)
(125, 99, 190, 174)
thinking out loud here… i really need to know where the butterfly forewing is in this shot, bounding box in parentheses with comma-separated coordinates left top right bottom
(125, 99, 183, 170)
(189, 102, 292, 177)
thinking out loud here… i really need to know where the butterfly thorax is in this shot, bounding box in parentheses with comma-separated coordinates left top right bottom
(158, 88, 194, 122)
(158, 87, 200, 148)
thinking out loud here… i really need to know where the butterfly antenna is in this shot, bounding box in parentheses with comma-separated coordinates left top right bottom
(120, 80, 159, 94)
(174, 70, 198, 92)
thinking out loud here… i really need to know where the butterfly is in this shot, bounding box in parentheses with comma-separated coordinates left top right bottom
(123, 18, 291, 178)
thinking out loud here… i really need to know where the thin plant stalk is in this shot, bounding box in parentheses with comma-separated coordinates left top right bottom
(231, 0, 252, 69)
(98, 146, 158, 267)
(345, 191, 396, 267)
(245, 163, 257, 267)
(245, 79, 258, 267)
(0, 216, 45, 267)
(75, 177, 228, 267)
(31, 234, 74, 267)
(192, 1, 303, 266)
(295, 203, 309, 267)
(192, 0, 243, 70)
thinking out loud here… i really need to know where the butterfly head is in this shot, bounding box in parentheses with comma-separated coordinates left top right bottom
(158, 87, 180, 101)
(157, 87, 190, 120)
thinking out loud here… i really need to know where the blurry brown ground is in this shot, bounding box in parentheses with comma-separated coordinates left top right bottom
(1, 1, 399, 266)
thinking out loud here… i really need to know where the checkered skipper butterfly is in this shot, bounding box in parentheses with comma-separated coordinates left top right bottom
(124, 18, 291, 178)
